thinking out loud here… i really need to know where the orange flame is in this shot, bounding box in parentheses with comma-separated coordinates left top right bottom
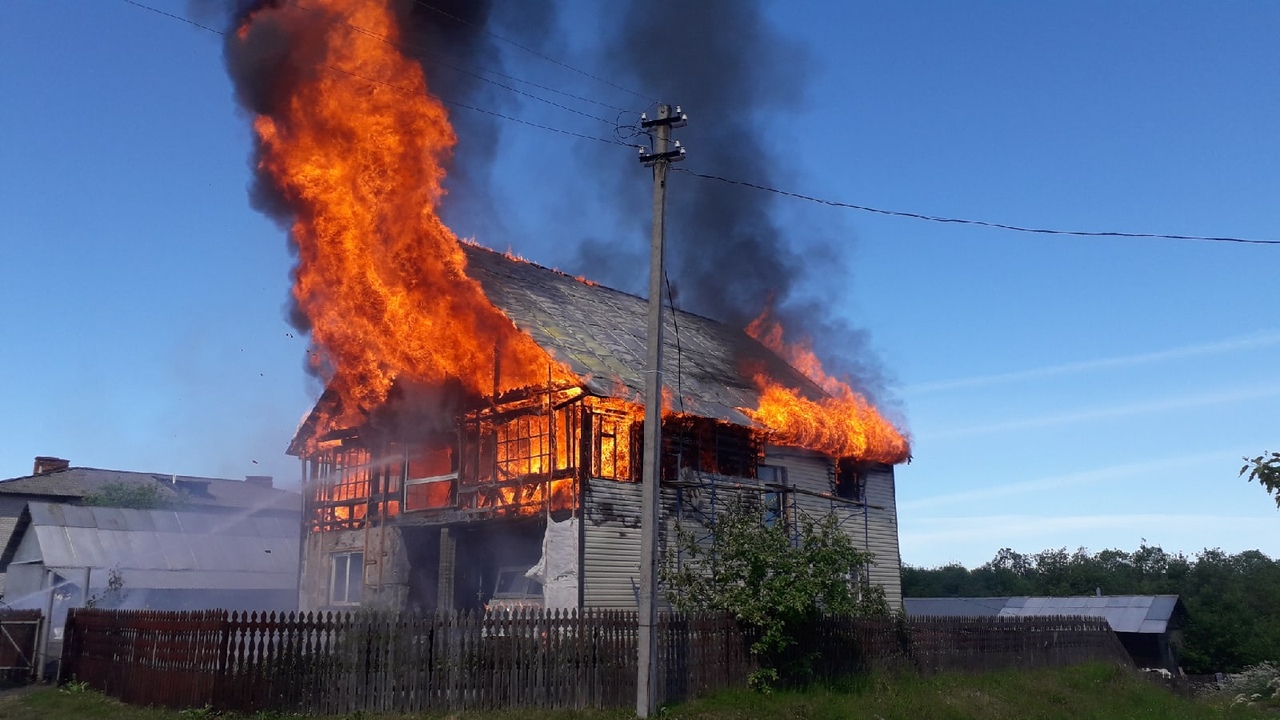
(743, 312, 911, 464)
(236, 0, 570, 426)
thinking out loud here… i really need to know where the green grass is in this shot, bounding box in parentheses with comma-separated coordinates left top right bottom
(0, 664, 1266, 720)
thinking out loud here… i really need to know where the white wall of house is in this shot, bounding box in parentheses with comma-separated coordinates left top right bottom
(765, 448, 903, 609)
(580, 454, 903, 611)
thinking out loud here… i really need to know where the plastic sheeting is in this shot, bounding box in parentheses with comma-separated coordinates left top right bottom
(525, 517, 579, 610)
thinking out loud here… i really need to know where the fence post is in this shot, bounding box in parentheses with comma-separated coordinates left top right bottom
(57, 609, 77, 684)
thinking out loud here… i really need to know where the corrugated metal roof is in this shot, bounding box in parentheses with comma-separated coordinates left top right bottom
(3, 502, 298, 592)
(903, 597, 1009, 617)
(288, 244, 833, 455)
(906, 595, 1185, 634)
(997, 595, 1184, 633)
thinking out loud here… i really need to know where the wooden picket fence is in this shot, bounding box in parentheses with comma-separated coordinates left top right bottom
(60, 608, 1128, 714)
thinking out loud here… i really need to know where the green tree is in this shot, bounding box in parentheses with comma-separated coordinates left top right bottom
(81, 482, 174, 509)
(1241, 451, 1280, 509)
(903, 543, 1280, 673)
(661, 496, 889, 690)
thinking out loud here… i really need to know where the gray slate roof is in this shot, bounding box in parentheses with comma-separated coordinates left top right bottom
(905, 595, 1185, 634)
(465, 244, 827, 423)
(1, 502, 298, 592)
(0, 467, 299, 515)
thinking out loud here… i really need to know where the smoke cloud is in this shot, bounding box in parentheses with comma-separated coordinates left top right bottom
(571, 0, 893, 402)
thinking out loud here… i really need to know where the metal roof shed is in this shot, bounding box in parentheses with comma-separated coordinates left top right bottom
(0, 501, 299, 612)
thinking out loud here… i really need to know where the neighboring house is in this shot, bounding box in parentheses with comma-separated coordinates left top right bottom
(0, 457, 301, 598)
(291, 245, 907, 614)
(0, 502, 299, 614)
(905, 595, 1189, 672)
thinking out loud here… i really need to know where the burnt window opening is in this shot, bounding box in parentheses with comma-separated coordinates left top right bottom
(835, 458, 866, 502)
(305, 444, 413, 531)
(662, 417, 760, 481)
(404, 439, 456, 513)
(590, 410, 634, 481)
(456, 398, 582, 514)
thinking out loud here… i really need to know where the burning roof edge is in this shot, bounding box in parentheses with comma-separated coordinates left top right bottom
(288, 243, 832, 456)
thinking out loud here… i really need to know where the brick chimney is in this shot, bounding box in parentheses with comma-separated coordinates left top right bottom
(245, 475, 274, 489)
(33, 456, 70, 475)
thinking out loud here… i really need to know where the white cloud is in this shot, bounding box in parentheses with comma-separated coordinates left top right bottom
(899, 450, 1233, 511)
(908, 329, 1280, 395)
(922, 384, 1280, 440)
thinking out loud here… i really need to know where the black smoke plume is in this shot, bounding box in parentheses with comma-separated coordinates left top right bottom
(574, 0, 892, 402)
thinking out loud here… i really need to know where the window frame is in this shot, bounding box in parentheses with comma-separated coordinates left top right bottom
(330, 551, 365, 606)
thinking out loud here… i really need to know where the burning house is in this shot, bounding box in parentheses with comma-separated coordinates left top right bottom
(290, 244, 910, 613)
(224, 0, 912, 615)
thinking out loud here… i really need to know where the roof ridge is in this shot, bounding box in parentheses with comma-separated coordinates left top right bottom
(461, 242, 741, 329)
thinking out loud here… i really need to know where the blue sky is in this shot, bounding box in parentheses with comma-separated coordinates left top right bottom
(1, 1, 1276, 568)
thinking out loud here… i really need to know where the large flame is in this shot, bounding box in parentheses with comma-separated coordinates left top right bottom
(236, 0, 569, 426)
(743, 312, 911, 464)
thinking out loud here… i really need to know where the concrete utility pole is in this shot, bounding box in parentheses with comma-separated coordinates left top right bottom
(636, 103, 686, 719)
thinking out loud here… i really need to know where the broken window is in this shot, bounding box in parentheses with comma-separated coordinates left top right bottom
(455, 394, 583, 514)
(591, 411, 633, 481)
(663, 417, 760, 480)
(404, 442, 455, 512)
(330, 551, 364, 605)
(306, 448, 404, 530)
(835, 459, 865, 502)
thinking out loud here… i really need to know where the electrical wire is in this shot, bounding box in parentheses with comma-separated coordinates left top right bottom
(663, 271, 687, 417)
(408, 0, 657, 104)
(674, 168, 1280, 246)
(120, 1, 1271, 248)
(282, 1, 633, 126)
(118, 0, 631, 148)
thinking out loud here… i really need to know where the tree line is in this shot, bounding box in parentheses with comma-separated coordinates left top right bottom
(903, 544, 1280, 673)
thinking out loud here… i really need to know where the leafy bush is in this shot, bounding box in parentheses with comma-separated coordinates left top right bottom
(1223, 662, 1280, 710)
(661, 496, 889, 690)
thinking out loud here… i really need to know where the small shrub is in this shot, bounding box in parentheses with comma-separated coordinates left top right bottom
(59, 679, 90, 695)
(1218, 661, 1280, 709)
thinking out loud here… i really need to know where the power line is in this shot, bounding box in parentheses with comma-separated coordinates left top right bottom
(408, 0, 656, 105)
(118, 0, 630, 148)
(120, 1, 1269, 248)
(674, 169, 1280, 246)
(283, 1, 634, 124)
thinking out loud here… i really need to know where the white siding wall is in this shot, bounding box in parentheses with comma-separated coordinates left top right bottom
(582, 479, 643, 609)
(581, 456, 904, 610)
(861, 464, 903, 609)
(763, 448, 903, 609)
(581, 478, 688, 609)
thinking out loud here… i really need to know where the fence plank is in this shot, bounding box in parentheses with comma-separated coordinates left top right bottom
(61, 608, 1131, 713)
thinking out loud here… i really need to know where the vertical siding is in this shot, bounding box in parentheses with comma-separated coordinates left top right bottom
(581, 458, 903, 611)
(764, 449, 903, 609)
(582, 479, 643, 609)
(581, 479, 686, 609)
(862, 464, 903, 609)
